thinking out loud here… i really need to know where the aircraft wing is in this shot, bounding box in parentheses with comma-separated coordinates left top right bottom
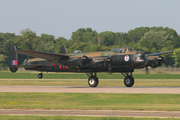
(145, 51, 173, 56)
(16, 49, 71, 61)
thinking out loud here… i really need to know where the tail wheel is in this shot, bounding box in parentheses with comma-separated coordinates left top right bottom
(38, 73, 43, 79)
(88, 76, 99, 87)
(124, 76, 134, 87)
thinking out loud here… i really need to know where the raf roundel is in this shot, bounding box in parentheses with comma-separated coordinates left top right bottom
(124, 55, 129, 62)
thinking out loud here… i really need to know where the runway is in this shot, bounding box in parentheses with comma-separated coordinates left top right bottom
(0, 109, 180, 118)
(0, 86, 180, 94)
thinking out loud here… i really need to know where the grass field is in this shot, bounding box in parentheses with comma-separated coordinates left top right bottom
(1, 71, 180, 79)
(0, 93, 180, 111)
(1, 79, 180, 86)
(0, 116, 179, 120)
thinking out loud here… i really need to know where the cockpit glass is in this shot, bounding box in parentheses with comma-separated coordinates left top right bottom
(111, 47, 134, 53)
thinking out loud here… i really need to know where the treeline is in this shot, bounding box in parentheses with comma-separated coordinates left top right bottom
(0, 27, 180, 67)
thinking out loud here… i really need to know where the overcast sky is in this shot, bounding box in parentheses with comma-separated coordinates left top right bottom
(0, 0, 179, 39)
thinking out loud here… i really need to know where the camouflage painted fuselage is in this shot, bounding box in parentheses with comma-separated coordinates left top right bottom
(25, 50, 148, 73)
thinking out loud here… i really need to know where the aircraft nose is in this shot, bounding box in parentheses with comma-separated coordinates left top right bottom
(134, 54, 148, 68)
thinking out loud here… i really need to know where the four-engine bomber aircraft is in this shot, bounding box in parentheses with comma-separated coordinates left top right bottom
(9, 45, 173, 87)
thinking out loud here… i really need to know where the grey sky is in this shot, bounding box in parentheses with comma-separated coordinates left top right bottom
(0, 0, 179, 39)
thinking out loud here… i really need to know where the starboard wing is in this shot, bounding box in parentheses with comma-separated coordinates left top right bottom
(145, 51, 173, 56)
(16, 49, 71, 61)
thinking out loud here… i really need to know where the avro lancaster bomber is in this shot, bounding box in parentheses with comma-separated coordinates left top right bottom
(9, 45, 173, 87)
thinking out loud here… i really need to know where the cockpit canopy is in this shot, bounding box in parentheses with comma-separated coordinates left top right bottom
(73, 50, 81, 54)
(111, 47, 134, 53)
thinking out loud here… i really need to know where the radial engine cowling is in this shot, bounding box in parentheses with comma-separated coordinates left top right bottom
(148, 56, 164, 68)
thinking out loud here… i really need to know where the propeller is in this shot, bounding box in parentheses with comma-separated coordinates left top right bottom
(107, 54, 113, 76)
(145, 66, 149, 75)
(145, 57, 163, 75)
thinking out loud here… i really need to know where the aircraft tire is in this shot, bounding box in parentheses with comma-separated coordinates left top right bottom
(88, 76, 99, 87)
(124, 76, 134, 87)
(38, 73, 43, 79)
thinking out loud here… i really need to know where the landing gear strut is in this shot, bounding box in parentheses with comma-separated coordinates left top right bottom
(122, 72, 134, 87)
(38, 73, 43, 79)
(86, 73, 99, 87)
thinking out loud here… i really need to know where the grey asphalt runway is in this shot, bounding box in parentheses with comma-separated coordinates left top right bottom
(0, 86, 180, 94)
(0, 109, 180, 118)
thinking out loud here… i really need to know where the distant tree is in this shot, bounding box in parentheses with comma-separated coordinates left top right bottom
(40, 34, 55, 52)
(98, 31, 115, 46)
(0, 34, 5, 54)
(84, 44, 101, 52)
(142, 30, 173, 46)
(139, 30, 175, 53)
(127, 27, 150, 43)
(173, 48, 180, 67)
(0, 33, 16, 54)
(0, 54, 7, 67)
(71, 28, 85, 41)
(114, 32, 128, 46)
(0, 33, 15, 40)
(0, 34, 7, 66)
(32, 37, 44, 51)
(20, 28, 36, 49)
(161, 41, 174, 66)
(151, 26, 178, 37)
(172, 36, 180, 48)
(41, 33, 55, 42)
(71, 28, 98, 44)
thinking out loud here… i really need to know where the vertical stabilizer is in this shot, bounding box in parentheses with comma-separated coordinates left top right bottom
(59, 45, 67, 54)
(9, 45, 18, 73)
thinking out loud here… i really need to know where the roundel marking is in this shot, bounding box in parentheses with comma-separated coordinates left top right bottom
(124, 55, 129, 62)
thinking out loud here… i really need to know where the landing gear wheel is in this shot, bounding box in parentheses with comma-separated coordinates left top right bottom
(124, 76, 134, 87)
(38, 73, 43, 79)
(88, 76, 99, 87)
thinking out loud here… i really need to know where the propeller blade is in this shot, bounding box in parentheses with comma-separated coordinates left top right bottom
(145, 66, 149, 75)
(107, 54, 113, 76)
(108, 63, 113, 76)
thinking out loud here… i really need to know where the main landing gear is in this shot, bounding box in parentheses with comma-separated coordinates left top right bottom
(38, 73, 43, 79)
(122, 72, 134, 87)
(86, 72, 134, 87)
(86, 73, 99, 87)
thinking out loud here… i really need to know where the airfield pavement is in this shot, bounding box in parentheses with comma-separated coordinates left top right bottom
(0, 80, 180, 118)
(0, 109, 180, 118)
(0, 86, 180, 94)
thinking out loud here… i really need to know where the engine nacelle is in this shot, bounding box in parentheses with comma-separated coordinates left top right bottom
(148, 56, 164, 68)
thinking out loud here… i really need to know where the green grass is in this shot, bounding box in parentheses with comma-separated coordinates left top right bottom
(1, 93, 180, 111)
(0, 116, 179, 120)
(1, 79, 180, 86)
(1, 71, 180, 79)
